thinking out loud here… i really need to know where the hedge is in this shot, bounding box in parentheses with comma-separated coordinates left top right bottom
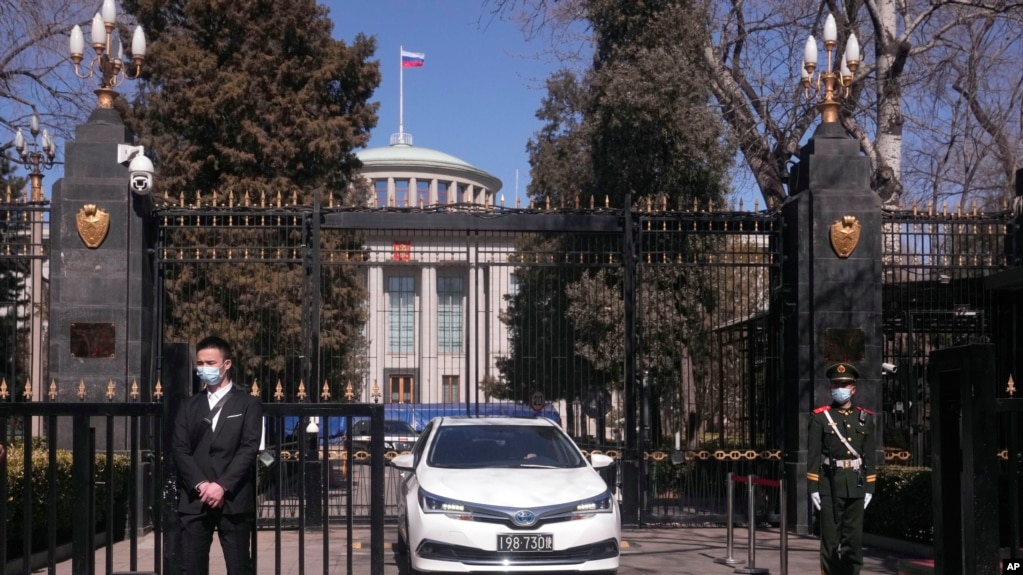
(865, 466, 932, 544)
(4, 441, 132, 557)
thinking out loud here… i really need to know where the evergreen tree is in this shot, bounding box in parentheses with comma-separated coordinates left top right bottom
(500, 0, 735, 444)
(122, 0, 381, 396)
(0, 155, 29, 389)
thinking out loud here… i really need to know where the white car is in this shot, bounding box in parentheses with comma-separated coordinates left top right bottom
(391, 416, 621, 574)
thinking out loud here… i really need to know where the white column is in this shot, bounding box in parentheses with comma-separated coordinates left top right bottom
(366, 261, 384, 402)
(420, 265, 437, 401)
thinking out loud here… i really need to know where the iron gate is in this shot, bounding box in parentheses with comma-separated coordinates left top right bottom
(153, 197, 785, 523)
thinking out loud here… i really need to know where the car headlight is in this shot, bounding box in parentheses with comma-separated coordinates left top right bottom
(572, 491, 614, 519)
(419, 490, 473, 520)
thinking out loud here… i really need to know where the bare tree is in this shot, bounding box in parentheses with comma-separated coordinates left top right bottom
(487, 0, 1023, 207)
(1, 0, 112, 157)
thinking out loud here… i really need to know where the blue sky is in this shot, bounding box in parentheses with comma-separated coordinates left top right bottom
(326, 0, 575, 206)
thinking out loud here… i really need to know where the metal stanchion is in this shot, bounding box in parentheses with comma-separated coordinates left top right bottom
(715, 472, 744, 566)
(779, 478, 787, 575)
(733, 474, 769, 574)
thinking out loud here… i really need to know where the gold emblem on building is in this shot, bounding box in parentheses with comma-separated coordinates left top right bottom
(829, 215, 861, 258)
(76, 204, 110, 248)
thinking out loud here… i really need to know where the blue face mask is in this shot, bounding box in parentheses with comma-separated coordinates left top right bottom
(197, 366, 223, 386)
(831, 387, 852, 404)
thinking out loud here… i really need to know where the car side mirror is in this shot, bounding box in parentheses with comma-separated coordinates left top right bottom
(391, 452, 415, 471)
(590, 453, 614, 469)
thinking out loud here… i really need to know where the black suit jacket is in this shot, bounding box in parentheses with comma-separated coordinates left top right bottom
(172, 384, 263, 515)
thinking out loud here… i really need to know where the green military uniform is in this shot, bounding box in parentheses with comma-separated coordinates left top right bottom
(807, 363, 876, 575)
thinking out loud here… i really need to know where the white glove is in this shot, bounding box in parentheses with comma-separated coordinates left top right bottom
(864, 493, 872, 509)
(810, 492, 821, 510)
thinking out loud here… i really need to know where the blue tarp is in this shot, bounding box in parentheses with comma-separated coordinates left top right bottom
(278, 401, 561, 440)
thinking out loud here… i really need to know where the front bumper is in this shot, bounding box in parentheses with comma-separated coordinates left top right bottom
(407, 504, 620, 573)
(417, 537, 619, 566)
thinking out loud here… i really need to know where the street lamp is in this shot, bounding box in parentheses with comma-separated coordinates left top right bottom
(6, 109, 52, 425)
(68, 0, 146, 109)
(801, 14, 861, 124)
(10, 111, 56, 203)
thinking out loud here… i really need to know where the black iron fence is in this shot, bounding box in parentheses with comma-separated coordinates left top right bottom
(0, 399, 389, 575)
(0, 194, 1018, 562)
(881, 204, 1017, 466)
(0, 402, 162, 575)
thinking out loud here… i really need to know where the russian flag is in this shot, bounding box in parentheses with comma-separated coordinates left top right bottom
(401, 49, 425, 68)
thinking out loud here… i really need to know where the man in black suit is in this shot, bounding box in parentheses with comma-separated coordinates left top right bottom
(172, 336, 263, 575)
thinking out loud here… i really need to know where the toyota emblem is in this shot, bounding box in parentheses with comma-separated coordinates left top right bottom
(513, 510, 537, 526)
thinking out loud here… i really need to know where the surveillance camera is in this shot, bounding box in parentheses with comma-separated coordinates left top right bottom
(881, 362, 898, 375)
(128, 153, 154, 194)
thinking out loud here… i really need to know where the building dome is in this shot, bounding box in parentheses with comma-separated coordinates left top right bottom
(356, 141, 502, 207)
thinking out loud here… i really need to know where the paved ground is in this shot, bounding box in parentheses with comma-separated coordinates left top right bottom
(38, 525, 924, 574)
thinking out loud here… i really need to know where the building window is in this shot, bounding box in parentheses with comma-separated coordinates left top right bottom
(395, 179, 409, 207)
(437, 275, 463, 353)
(442, 375, 459, 403)
(417, 180, 430, 207)
(437, 182, 449, 205)
(390, 374, 415, 403)
(455, 183, 467, 203)
(375, 180, 388, 208)
(388, 275, 415, 353)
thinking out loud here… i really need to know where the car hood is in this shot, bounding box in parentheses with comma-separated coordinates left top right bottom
(417, 466, 609, 508)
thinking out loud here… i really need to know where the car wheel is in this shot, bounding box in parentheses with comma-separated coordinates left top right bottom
(394, 526, 408, 555)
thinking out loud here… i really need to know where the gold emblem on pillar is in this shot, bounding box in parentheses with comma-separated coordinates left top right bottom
(76, 204, 110, 248)
(829, 215, 861, 258)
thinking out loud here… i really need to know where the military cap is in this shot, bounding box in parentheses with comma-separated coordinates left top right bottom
(826, 362, 859, 382)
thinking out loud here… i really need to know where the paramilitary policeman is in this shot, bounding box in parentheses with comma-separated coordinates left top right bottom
(807, 362, 877, 575)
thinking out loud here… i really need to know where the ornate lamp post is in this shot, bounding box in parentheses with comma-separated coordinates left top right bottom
(68, 0, 146, 109)
(801, 14, 861, 124)
(10, 111, 56, 203)
(6, 109, 54, 419)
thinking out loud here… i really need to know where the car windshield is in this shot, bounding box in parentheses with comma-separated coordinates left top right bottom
(427, 424, 586, 469)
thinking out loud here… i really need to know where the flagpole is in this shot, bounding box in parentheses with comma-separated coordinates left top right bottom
(399, 45, 405, 136)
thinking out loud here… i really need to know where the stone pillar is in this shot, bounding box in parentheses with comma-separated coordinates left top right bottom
(781, 122, 882, 534)
(48, 108, 155, 439)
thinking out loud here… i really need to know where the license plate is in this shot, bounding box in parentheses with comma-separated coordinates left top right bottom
(497, 533, 553, 552)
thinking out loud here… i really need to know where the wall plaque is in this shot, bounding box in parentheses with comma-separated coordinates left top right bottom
(70, 323, 116, 358)
(823, 328, 865, 363)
